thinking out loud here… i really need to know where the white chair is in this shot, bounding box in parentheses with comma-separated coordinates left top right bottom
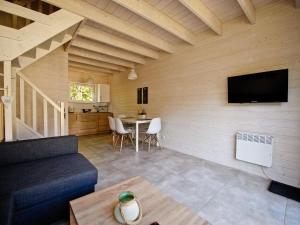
(114, 118, 135, 151)
(143, 118, 162, 151)
(108, 116, 117, 147)
(118, 114, 135, 136)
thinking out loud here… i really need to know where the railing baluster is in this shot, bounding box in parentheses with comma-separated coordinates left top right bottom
(54, 108, 58, 136)
(4, 61, 12, 141)
(20, 77, 25, 122)
(17, 72, 63, 138)
(43, 99, 48, 137)
(60, 102, 64, 135)
(32, 89, 37, 131)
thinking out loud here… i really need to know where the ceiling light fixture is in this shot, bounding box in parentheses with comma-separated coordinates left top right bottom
(128, 68, 138, 80)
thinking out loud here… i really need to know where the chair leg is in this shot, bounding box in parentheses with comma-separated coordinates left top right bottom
(124, 135, 128, 145)
(120, 135, 124, 152)
(155, 134, 162, 150)
(148, 135, 152, 152)
(112, 131, 115, 146)
(129, 134, 135, 148)
(143, 134, 148, 150)
(114, 134, 120, 151)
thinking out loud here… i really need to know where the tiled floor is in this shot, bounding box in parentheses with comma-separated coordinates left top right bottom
(79, 134, 300, 225)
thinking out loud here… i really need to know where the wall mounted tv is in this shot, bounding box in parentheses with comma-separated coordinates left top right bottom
(228, 69, 288, 103)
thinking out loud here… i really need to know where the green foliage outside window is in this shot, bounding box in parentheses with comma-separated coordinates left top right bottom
(70, 83, 94, 102)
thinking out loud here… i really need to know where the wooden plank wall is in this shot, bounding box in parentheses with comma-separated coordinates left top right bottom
(111, 0, 300, 188)
(69, 67, 111, 84)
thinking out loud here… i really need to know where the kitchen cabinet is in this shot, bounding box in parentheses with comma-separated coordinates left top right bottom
(68, 112, 113, 136)
(97, 84, 110, 103)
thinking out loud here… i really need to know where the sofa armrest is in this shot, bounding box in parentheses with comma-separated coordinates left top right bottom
(0, 136, 78, 166)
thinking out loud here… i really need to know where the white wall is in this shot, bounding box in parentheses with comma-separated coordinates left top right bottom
(111, 1, 300, 188)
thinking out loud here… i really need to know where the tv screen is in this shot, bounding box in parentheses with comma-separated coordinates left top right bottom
(228, 69, 288, 103)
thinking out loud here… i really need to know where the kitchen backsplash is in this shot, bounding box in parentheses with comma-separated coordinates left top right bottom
(68, 102, 112, 113)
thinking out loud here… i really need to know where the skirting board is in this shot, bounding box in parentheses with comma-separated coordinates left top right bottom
(268, 180, 300, 202)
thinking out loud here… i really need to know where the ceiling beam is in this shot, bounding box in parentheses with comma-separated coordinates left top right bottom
(42, 0, 174, 53)
(236, 0, 256, 24)
(72, 37, 146, 64)
(69, 47, 134, 68)
(112, 0, 196, 45)
(69, 55, 126, 71)
(0, 0, 52, 25)
(178, 0, 222, 35)
(78, 25, 159, 59)
(69, 61, 114, 74)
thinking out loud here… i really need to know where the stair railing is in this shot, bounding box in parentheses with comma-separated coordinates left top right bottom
(17, 72, 64, 137)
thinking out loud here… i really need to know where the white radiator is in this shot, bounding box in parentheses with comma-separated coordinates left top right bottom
(236, 132, 273, 167)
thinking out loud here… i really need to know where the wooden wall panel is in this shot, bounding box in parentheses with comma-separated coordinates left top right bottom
(111, 1, 300, 188)
(69, 67, 111, 84)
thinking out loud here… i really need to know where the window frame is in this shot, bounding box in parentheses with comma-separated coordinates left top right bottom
(69, 82, 96, 103)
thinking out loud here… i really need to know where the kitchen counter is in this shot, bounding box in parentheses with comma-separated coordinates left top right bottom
(69, 112, 113, 136)
(69, 112, 112, 114)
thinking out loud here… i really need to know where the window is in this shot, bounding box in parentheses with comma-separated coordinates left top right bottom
(137, 87, 148, 104)
(70, 82, 95, 102)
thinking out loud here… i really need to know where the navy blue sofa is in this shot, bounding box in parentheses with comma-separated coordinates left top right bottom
(0, 136, 98, 225)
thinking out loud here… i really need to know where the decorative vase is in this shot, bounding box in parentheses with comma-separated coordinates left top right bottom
(114, 191, 142, 225)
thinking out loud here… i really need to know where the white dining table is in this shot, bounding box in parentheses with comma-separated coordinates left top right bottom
(121, 117, 151, 152)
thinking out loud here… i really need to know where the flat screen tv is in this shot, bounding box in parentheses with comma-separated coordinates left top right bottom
(228, 69, 288, 103)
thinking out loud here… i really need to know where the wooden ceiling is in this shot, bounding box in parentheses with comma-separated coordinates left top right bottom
(37, 0, 293, 75)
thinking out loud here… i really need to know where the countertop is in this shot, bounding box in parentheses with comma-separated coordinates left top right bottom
(68, 112, 112, 114)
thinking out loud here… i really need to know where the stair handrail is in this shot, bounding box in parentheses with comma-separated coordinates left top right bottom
(17, 71, 65, 136)
(17, 72, 61, 111)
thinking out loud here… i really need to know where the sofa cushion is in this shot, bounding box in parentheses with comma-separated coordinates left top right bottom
(0, 136, 78, 167)
(0, 153, 97, 211)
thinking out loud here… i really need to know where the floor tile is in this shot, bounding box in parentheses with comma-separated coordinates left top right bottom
(285, 200, 300, 225)
(78, 134, 298, 225)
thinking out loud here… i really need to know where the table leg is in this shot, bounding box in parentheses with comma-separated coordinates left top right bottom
(135, 122, 139, 152)
(70, 208, 78, 225)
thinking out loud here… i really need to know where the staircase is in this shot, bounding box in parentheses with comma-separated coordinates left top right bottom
(11, 25, 76, 71)
(15, 72, 65, 139)
(0, 1, 84, 140)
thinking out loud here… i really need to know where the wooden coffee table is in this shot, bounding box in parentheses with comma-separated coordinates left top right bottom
(70, 177, 211, 225)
